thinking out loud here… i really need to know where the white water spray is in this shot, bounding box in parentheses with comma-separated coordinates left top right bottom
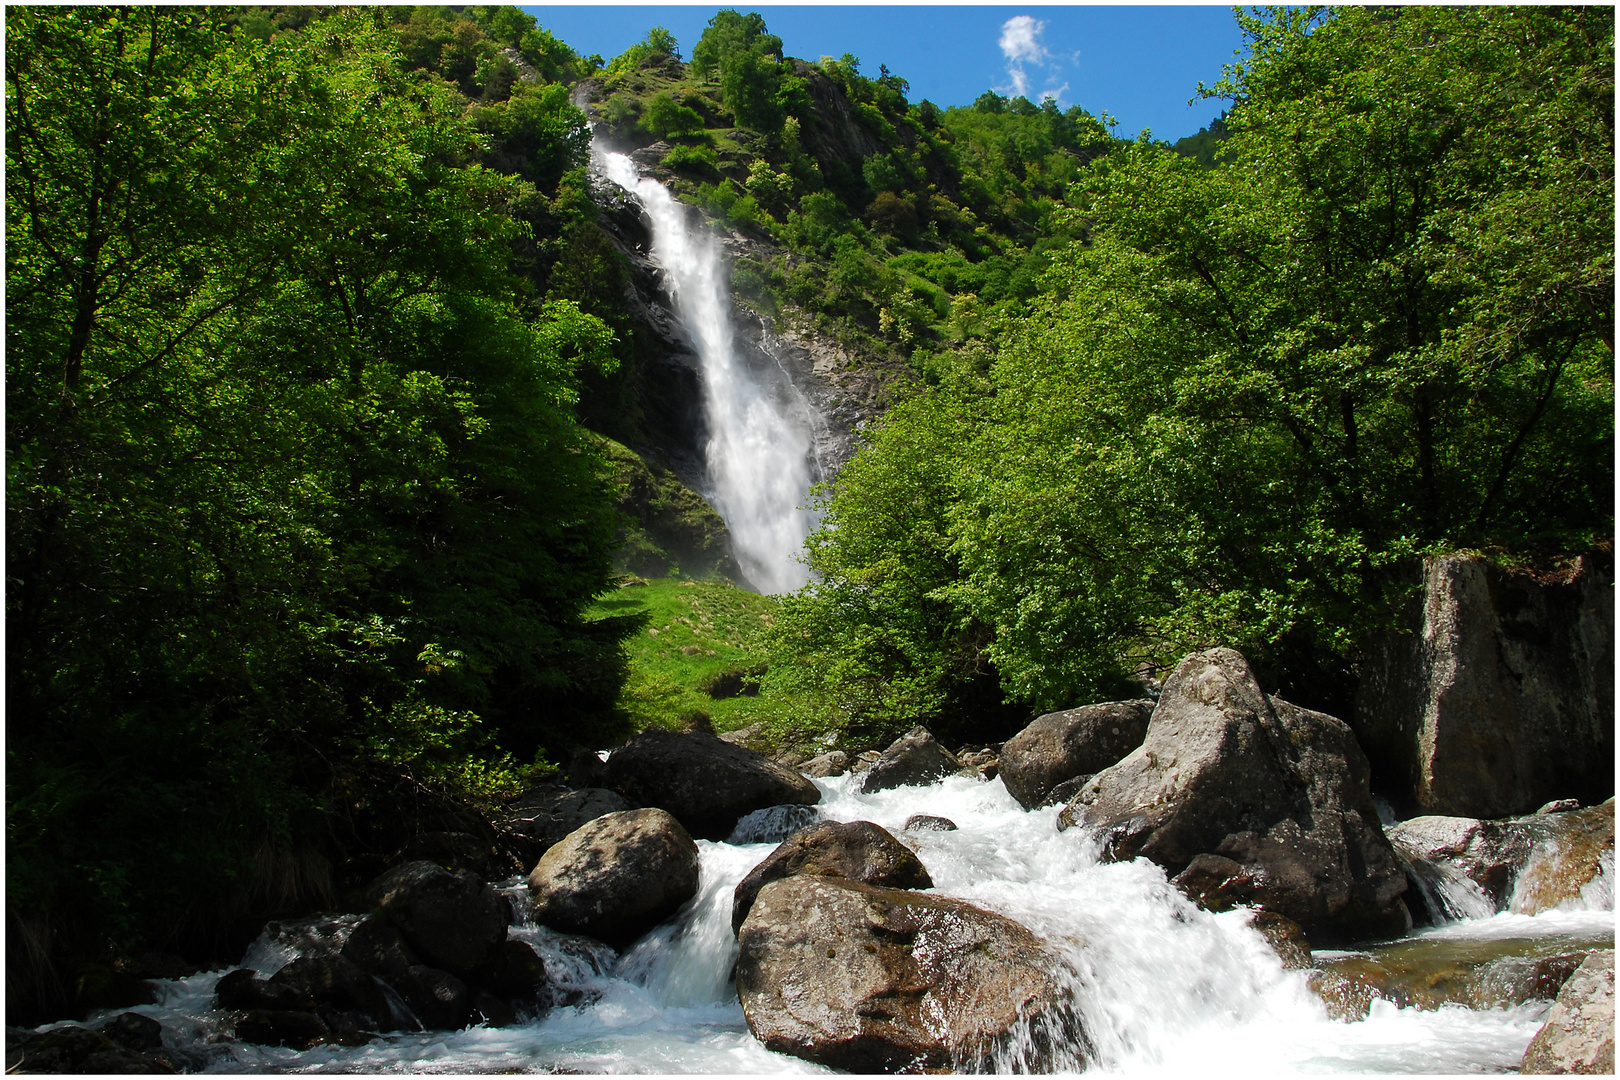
(597, 148, 817, 594)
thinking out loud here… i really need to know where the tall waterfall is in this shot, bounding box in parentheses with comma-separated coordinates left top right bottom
(597, 148, 817, 594)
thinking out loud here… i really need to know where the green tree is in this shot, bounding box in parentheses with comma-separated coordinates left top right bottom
(691, 9, 786, 134)
(7, 6, 631, 1014)
(773, 5, 1613, 734)
(643, 91, 705, 140)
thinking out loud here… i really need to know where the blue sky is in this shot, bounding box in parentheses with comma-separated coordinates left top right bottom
(520, 6, 1247, 143)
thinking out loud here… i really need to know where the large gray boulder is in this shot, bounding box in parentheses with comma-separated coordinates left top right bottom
(1521, 950, 1615, 1074)
(365, 862, 508, 980)
(527, 808, 700, 948)
(999, 701, 1153, 809)
(1059, 648, 1409, 943)
(602, 729, 819, 839)
(859, 726, 960, 793)
(497, 784, 636, 855)
(736, 876, 1083, 1072)
(1389, 800, 1614, 917)
(1355, 552, 1613, 818)
(731, 820, 932, 933)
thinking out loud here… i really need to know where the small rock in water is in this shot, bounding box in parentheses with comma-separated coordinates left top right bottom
(727, 803, 823, 845)
(905, 814, 958, 832)
(800, 750, 848, 778)
(859, 726, 960, 793)
(1247, 911, 1312, 971)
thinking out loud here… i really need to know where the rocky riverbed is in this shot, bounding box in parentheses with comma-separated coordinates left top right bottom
(10, 648, 1613, 1074)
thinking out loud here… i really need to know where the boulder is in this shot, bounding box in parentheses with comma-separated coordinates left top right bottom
(1249, 911, 1312, 971)
(731, 820, 933, 933)
(7, 1022, 175, 1074)
(337, 916, 469, 1030)
(905, 814, 958, 833)
(497, 784, 636, 856)
(602, 729, 819, 839)
(267, 954, 391, 1027)
(365, 862, 508, 980)
(1059, 648, 1409, 943)
(1521, 950, 1615, 1075)
(1312, 939, 1590, 1021)
(215, 968, 315, 1013)
(999, 701, 1153, 809)
(233, 1009, 329, 1051)
(1387, 801, 1614, 916)
(727, 803, 823, 845)
(736, 876, 1082, 1072)
(859, 726, 959, 793)
(800, 751, 848, 778)
(1355, 552, 1613, 818)
(527, 808, 700, 947)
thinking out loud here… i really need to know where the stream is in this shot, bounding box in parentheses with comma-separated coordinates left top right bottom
(75, 771, 1613, 1073)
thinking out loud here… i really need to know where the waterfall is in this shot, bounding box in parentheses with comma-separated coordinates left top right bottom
(596, 148, 818, 594)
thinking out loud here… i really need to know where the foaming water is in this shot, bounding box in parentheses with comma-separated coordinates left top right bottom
(90, 770, 1612, 1073)
(596, 146, 817, 594)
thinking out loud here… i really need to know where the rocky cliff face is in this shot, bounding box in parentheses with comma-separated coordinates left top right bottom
(1354, 552, 1614, 819)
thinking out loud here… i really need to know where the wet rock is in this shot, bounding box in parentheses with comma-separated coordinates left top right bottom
(339, 916, 417, 984)
(471, 939, 550, 999)
(1539, 798, 1584, 815)
(858, 726, 960, 793)
(602, 728, 820, 840)
(999, 701, 1153, 810)
(396, 965, 470, 1031)
(737, 876, 1082, 1072)
(8, 1023, 175, 1074)
(394, 830, 516, 880)
(1309, 936, 1594, 1021)
(366, 861, 509, 979)
(1059, 648, 1409, 943)
(1521, 950, 1615, 1074)
(800, 750, 848, 778)
(727, 803, 823, 845)
(1509, 801, 1615, 914)
(215, 968, 313, 1012)
(732, 820, 933, 933)
(1354, 551, 1613, 818)
(905, 814, 958, 832)
(497, 784, 637, 857)
(269, 954, 391, 1026)
(97, 1013, 164, 1053)
(470, 990, 519, 1028)
(955, 747, 1000, 779)
(1387, 801, 1614, 915)
(1248, 911, 1312, 971)
(849, 750, 883, 774)
(233, 1009, 330, 1050)
(528, 808, 700, 948)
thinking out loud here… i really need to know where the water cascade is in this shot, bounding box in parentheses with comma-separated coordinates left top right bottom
(78, 771, 1612, 1074)
(597, 147, 819, 594)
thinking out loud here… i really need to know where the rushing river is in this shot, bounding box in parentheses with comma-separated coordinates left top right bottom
(78, 771, 1613, 1074)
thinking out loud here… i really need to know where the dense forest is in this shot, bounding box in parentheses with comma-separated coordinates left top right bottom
(6, 4, 1612, 1020)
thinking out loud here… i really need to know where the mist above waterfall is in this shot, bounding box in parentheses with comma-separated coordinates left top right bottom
(597, 148, 817, 594)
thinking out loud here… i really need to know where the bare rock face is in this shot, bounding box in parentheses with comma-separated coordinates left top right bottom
(1355, 552, 1613, 818)
(731, 820, 933, 933)
(1520, 950, 1615, 1075)
(602, 729, 820, 840)
(365, 862, 508, 980)
(736, 876, 1083, 1072)
(527, 808, 700, 948)
(1059, 648, 1409, 944)
(999, 701, 1154, 810)
(1389, 800, 1614, 917)
(859, 726, 960, 793)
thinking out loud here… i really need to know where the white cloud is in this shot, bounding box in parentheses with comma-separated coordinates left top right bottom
(996, 15, 1072, 105)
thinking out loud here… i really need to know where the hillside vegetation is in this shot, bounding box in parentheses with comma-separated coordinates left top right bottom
(5, 3, 1612, 1021)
